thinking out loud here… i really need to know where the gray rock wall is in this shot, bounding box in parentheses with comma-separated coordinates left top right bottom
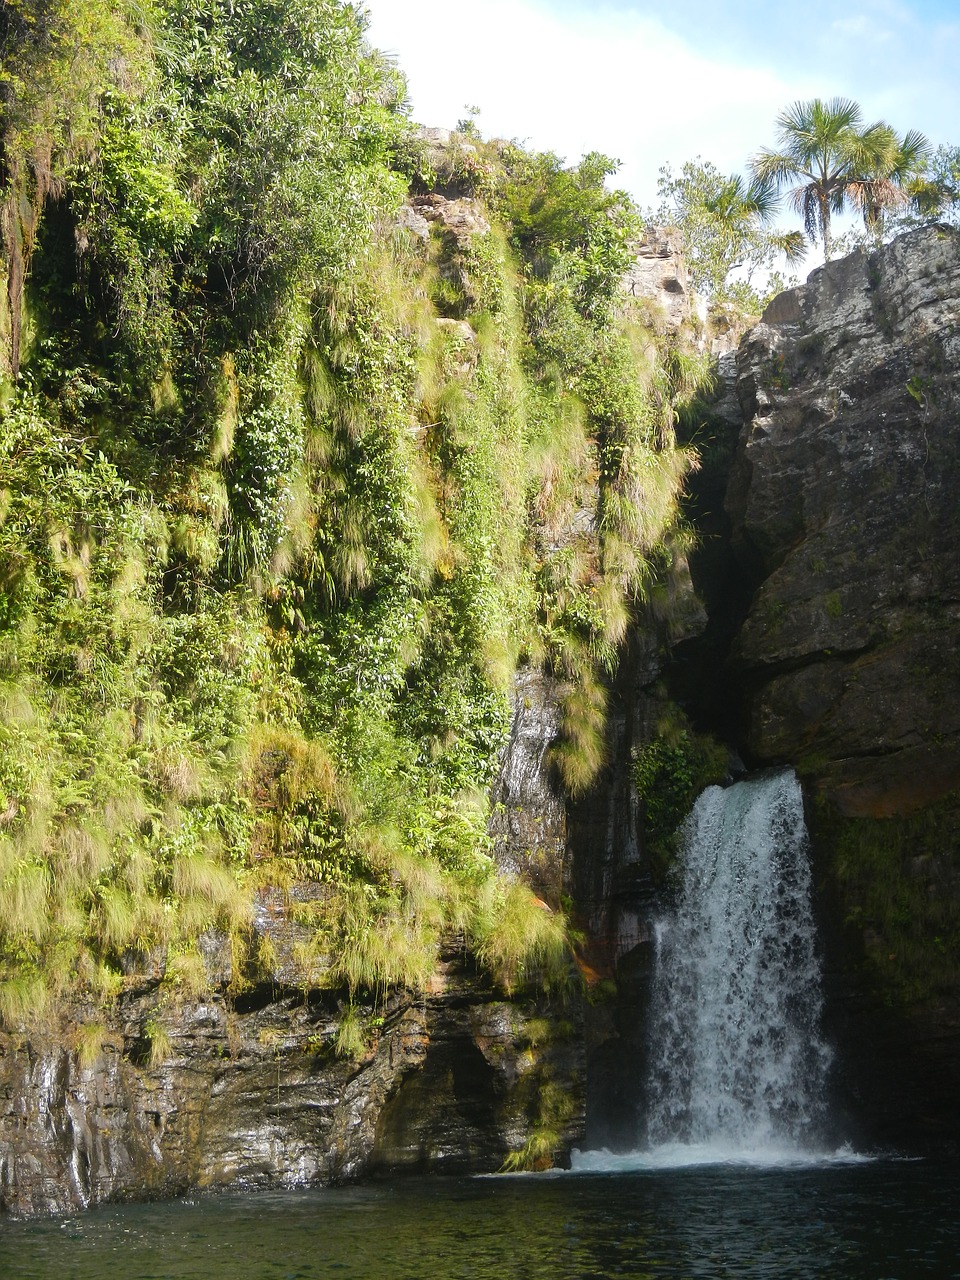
(711, 225, 960, 1153)
(728, 226, 960, 815)
(0, 955, 583, 1216)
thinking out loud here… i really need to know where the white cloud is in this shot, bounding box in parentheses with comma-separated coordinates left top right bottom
(365, 0, 816, 207)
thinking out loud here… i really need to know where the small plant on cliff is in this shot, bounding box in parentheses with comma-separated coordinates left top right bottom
(632, 708, 728, 875)
(500, 1078, 577, 1172)
(471, 879, 571, 995)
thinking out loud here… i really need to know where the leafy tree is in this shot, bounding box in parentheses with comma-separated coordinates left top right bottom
(751, 97, 928, 260)
(908, 144, 960, 224)
(497, 148, 640, 322)
(653, 158, 805, 311)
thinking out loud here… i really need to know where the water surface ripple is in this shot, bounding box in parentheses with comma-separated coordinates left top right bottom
(2, 1162, 958, 1279)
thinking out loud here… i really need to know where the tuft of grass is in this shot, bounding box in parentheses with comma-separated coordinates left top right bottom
(500, 1081, 578, 1172)
(73, 1020, 108, 1069)
(144, 1016, 173, 1069)
(245, 723, 341, 812)
(471, 879, 571, 995)
(0, 857, 50, 942)
(164, 947, 210, 1000)
(326, 882, 441, 998)
(333, 1002, 368, 1060)
(551, 668, 608, 797)
(50, 824, 113, 894)
(94, 884, 147, 952)
(149, 746, 206, 802)
(209, 354, 240, 463)
(0, 971, 51, 1028)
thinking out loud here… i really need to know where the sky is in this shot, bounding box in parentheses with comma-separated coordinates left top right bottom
(364, 0, 960, 219)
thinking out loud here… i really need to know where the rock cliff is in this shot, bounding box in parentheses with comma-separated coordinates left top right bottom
(684, 225, 960, 1153)
(5, 213, 959, 1216)
(584, 225, 960, 1155)
(728, 226, 960, 818)
(0, 945, 582, 1216)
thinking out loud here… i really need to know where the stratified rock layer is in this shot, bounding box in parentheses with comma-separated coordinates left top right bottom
(0, 952, 582, 1216)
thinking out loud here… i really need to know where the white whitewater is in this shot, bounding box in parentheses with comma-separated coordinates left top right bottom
(574, 768, 846, 1172)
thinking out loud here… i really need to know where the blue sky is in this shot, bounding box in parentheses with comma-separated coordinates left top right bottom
(364, 0, 959, 214)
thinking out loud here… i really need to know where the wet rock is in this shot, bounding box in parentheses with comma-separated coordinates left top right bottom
(489, 668, 566, 905)
(0, 954, 583, 1216)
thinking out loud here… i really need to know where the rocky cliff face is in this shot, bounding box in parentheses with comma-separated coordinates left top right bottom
(687, 225, 960, 1153)
(728, 226, 960, 817)
(8, 217, 959, 1217)
(488, 669, 567, 907)
(0, 942, 582, 1216)
(622, 226, 706, 330)
(483, 223, 960, 1158)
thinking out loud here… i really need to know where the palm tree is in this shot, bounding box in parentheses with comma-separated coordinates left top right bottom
(702, 172, 806, 271)
(847, 127, 932, 233)
(751, 98, 915, 260)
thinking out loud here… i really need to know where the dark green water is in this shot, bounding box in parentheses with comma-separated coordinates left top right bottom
(2, 1162, 958, 1280)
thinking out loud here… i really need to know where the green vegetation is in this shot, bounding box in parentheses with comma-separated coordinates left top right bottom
(0, 1, 706, 1024)
(836, 143, 960, 252)
(751, 97, 931, 259)
(500, 1078, 578, 1172)
(819, 798, 960, 1005)
(500, 1017, 579, 1172)
(660, 99, 950, 304)
(906, 144, 960, 226)
(653, 159, 805, 312)
(632, 706, 728, 875)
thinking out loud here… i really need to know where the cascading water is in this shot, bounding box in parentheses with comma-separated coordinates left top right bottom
(642, 768, 832, 1161)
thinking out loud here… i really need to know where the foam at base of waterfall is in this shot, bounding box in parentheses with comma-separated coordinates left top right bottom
(570, 1142, 875, 1172)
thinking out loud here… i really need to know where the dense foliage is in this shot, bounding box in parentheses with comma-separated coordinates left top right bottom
(652, 159, 805, 313)
(0, 0, 705, 1030)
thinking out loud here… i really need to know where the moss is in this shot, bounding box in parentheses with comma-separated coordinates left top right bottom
(500, 1078, 578, 1172)
(816, 795, 960, 1005)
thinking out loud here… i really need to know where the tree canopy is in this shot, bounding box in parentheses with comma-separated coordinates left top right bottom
(751, 97, 931, 259)
(653, 158, 805, 312)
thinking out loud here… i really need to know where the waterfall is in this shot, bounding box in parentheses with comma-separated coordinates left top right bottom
(644, 768, 832, 1159)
